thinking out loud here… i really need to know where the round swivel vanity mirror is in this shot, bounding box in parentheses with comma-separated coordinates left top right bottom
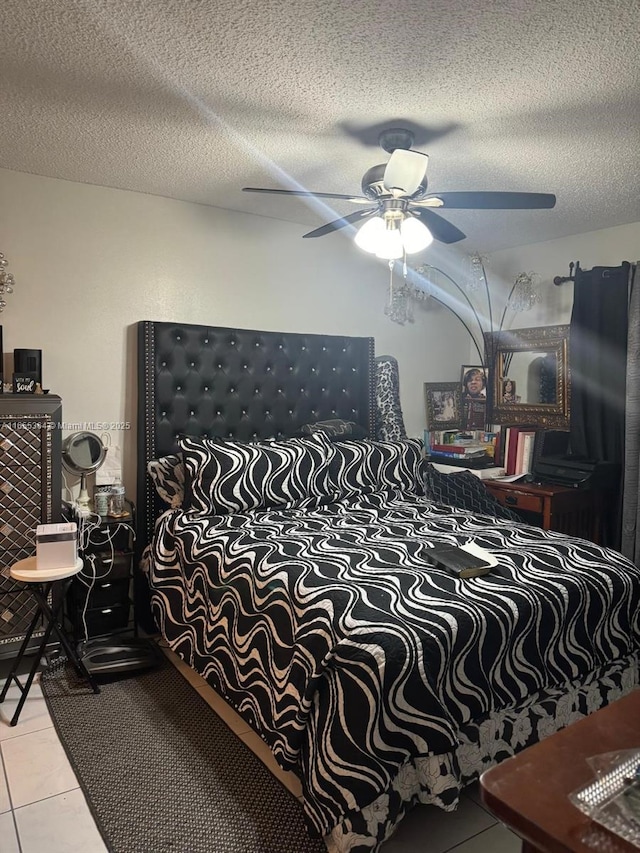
(61, 432, 107, 509)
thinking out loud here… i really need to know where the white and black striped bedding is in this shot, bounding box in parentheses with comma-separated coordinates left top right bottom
(146, 488, 640, 848)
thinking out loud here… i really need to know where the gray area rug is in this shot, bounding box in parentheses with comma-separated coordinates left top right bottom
(41, 655, 326, 853)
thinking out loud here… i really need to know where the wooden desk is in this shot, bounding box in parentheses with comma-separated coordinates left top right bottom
(485, 480, 599, 542)
(480, 689, 640, 853)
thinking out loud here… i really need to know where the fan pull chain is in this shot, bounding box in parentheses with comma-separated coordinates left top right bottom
(384, 260, 395, 318)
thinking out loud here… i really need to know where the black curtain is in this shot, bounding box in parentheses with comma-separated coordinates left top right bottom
(621, 266, 639, 563)
(569, 262, 630, 548)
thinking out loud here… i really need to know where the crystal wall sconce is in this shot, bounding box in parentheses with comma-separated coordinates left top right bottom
(0, 252, 16, 312)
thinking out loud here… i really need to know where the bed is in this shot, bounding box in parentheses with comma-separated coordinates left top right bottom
(137, 320, 640, 852)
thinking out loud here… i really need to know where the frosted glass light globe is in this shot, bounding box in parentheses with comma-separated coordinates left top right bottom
(400, 216, 433, 253)
(375, 227, 404, 260)
(354, 217, 386, 253)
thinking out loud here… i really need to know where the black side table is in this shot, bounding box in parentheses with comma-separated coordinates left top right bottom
(0, 557, 100, 726)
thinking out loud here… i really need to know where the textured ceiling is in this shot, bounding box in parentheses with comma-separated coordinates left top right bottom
(1, 0, 639, 251)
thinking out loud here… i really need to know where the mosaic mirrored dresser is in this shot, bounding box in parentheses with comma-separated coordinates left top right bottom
(0, 395, 62, 657)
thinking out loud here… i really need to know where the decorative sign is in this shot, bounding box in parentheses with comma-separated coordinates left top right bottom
(12, 373, 37, 394)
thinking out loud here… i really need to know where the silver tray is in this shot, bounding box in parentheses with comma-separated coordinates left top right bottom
(570, 750, 640, 849)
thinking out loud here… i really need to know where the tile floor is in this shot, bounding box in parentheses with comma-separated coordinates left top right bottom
(0, 646, 521, 853)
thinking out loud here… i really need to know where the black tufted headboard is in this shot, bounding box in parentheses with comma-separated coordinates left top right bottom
(136, 320, 376, 552)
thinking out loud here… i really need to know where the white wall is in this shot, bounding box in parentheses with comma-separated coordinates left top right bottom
(0, 168, 469, 499)
(489, 221, 640, 329)
(454, 221, 640, 366)
(8, 168, 631, 502)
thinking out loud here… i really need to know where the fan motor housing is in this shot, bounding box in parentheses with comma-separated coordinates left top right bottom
(378, 128, 415, 153)
(361, 164, 386, 199)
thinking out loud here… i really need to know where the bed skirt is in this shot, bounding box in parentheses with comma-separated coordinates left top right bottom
(155, 588, 638, 852)
(325, 649, 639, 852)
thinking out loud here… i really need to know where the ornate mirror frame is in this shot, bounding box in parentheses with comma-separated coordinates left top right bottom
(484, 324, 570, 428)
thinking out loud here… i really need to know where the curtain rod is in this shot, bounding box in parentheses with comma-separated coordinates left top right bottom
(554, 260, 637, 286)
(553, 260, 581, 286)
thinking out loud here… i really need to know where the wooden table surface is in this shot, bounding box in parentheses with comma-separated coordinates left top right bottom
(480, 689, 640, 853)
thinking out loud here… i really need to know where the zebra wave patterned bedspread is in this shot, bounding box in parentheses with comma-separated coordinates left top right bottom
(147, 489, 640, 836)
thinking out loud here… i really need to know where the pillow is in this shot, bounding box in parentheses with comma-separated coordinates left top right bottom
(147, 454, 185, 508)
(299, 419, 368, 440)
(422, 463, 521, 521)
(327, 437, 422, 501)
(374, 355, 407, 441)
(179, 432, 334, 515)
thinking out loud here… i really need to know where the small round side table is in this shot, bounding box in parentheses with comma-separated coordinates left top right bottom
(0, 557, 100, 726)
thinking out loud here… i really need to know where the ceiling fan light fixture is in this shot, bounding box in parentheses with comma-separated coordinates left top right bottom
(375, 222, 404, 260)
(400, 216, 433, 253)
(354, 216, 386, 253)
(355, 212, 433, 259)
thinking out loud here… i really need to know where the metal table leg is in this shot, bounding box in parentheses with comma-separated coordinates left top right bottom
(0, 578, 100, 727)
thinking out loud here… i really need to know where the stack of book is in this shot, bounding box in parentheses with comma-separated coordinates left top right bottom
(427, 443, 494, 469)
(423, 429, 499, 469)
(426, 429, 496, 447)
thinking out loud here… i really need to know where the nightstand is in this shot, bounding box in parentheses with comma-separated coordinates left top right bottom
(484, 480, 600, 542)
(66, 501, 136, 645)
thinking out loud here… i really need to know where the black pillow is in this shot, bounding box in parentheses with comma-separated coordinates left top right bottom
(422, 463, 521, 521)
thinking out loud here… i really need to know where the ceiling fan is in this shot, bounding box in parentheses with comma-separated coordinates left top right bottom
(243, 128, 556, 260)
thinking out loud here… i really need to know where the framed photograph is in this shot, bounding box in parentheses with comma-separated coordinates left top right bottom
(501, 377, 520, 403)
(460, 364, 489, 429)
(460, 365, 488, 401)
(424, 382, 462, 430)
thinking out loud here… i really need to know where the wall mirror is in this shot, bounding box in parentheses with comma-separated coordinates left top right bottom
(484, 324, 570, 428)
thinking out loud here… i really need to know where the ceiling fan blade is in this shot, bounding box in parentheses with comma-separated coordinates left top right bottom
(382, 150, 429, 196)
(416, 191, 556, 210)
(302, 208, 377, 239)
(242, 187, 371, 204)
(410, 208, 466, 244)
